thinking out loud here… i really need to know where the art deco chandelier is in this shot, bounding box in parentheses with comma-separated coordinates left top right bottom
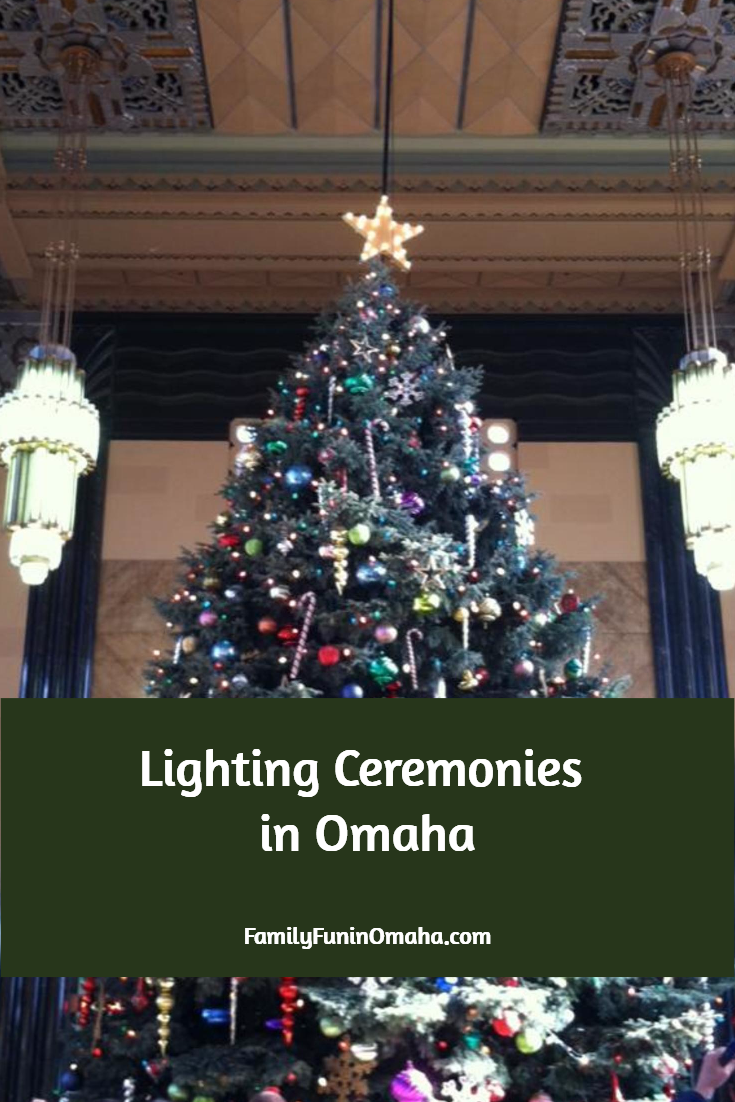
(655, 50, 735, 591)
(0, 45, 100, 586)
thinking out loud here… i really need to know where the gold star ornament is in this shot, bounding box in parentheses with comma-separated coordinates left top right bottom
(343, 194, 423, 271)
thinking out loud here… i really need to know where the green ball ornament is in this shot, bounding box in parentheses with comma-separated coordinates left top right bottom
(440, 465, 461, 483)
(245, 538, 263, 557)
(168, 1087, 189, 1102)
(564, 658, 583, 680)
(348, 523, 371, 546)
(516, 1028, 544, 1054)
(192, 1096, 216, 1102)
(369, 655, 400, 687)
(463, 1030, 482, 1051)
(345, 373, 374, 395)
(264, 440, 288, 455)
(319, 1015, 345, 1038)
(413, 591, 441, 614)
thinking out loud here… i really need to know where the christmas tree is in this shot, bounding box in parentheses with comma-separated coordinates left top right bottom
(145, 259, 626, 699)
(59, 978, 732, 1102)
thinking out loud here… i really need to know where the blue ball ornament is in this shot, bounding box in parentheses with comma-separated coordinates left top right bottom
(341, 683, 364, 698)
(210, 640, 237, 661)
(284, 465, 313, 490)
(356, 562, 387, 585)
(201, 1007, 230, 1025)
(380, 283, 395, 296)
(60, 1068, 83, 1092)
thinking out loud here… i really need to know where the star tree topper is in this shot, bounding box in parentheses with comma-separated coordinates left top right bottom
(343, 194, 423, 271)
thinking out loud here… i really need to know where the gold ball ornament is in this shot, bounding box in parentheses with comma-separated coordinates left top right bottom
(453, 607, 470, 623)
(202, 575, 220, 590)
(181, 635, 198, 655)
(241, 446, 262, 471)
(473, 597, 502, 623)
(352, 1043, 379, 1062)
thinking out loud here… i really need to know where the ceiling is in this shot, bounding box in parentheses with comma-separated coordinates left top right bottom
(2, 0, 735, 314)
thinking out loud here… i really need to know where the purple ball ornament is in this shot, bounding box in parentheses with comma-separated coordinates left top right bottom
(513, 658, 534, 679)
(374, 624, 398, 644)
(398, 491, 425, 516)
(198, 610, 217, 628)
(391, 1063, 436, 1102)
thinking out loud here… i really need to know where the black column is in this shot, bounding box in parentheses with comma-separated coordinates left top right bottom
(20, 328, 114, 698)
(0, 978, 75, 1101)
(634, 328, 729, 698)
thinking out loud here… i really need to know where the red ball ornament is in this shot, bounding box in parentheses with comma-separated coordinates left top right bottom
(92, 1047, 103, 1059)
(476, 668, 490, 685)
(492, 1010, 521, 1037)
(218, 534, 239, 549)
(560, 592, 579, 613)
(277, 626, 299, 646)
(318, 645, 341, 666)
(258, 618, 278, 634)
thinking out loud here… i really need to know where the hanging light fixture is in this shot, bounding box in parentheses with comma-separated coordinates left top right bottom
(0, 46, 100, 585)
(655, 50, 735, 591)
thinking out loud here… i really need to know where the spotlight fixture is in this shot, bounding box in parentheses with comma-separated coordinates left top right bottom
(482, 419, 517, 475)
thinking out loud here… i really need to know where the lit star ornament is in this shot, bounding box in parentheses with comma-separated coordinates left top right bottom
(343, 194, 424, 271)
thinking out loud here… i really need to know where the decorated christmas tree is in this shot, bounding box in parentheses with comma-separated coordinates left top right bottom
(59, 978, 732, 1102)
(145, 252, 626, 698)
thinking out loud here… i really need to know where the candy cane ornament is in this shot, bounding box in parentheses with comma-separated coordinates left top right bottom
(405, 628, 423, 691)
(365, 419, 389, 499)
(327, 377, 336, 424)
(466, 513, 477, 569)
(582, 624, 592, 675)
(290, 591, 317, 680)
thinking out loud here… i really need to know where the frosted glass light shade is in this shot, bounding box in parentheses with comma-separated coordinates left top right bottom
(656, 348, 735, 591)
(0, 344, 99, 585)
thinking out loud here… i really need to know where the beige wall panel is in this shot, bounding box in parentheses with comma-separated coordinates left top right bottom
(518, 443, 646, 563)
(101, 441, 230, 562)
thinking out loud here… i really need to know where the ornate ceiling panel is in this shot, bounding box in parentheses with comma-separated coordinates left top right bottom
(198, 0, 561, 136)
(544, 0, 735, 132)
(0, 0, 210, 129)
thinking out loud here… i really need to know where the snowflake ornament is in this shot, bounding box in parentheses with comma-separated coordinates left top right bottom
(385, 371, 424, 407)
(515, 507, 535, 548)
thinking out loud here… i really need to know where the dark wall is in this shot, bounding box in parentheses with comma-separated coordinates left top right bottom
(86, 312, 638, 442)
(0, 978, 75, 1102)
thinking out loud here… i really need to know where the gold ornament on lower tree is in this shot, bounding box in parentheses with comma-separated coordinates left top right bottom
(331, 528, 349, 595)
(452, 607, 470, 623)
(181, 635, 197, 655)
(155, 977, 175, 1056)
(458, 669, 479, 691)
(473, 597, 502, 623)
(318, 1043, 376, 1102)
(342, 195, 424, 271)
(202, 575, 220, 590)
